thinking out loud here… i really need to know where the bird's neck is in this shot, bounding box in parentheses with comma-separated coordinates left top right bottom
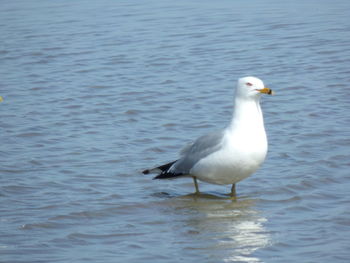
(228, 97, 265, 134)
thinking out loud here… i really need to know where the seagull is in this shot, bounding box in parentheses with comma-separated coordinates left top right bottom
(143, 76, 274, 196)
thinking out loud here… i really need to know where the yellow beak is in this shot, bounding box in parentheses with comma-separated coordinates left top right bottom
(259, 87, 275, 95)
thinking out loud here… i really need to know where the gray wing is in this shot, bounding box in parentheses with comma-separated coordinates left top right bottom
(170, 129, 225, 175)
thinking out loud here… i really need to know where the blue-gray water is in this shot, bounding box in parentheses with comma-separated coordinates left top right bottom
(1, 0, 350, 262)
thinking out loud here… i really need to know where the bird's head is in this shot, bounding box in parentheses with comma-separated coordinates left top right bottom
(236, 76, 274, 99)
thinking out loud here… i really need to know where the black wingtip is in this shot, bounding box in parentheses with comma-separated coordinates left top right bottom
(153, 174, 162, 180)
(142, 160, 177, 176)
(153, 172, 184, 180)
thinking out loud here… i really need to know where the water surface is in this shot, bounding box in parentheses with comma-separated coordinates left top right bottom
(1, 0, 350, 262)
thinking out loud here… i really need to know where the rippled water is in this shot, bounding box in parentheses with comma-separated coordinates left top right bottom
(1, 0, 350, 262)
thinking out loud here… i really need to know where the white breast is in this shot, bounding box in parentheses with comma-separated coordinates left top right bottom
(191, 130, 267, 185)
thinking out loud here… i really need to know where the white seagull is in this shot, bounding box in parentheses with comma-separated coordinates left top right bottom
(143, 76, 274, 196)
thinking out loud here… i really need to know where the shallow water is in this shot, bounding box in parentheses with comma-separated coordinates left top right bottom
(1, 0, 350, 262)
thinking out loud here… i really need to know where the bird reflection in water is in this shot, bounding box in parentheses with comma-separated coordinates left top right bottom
(171, 194, 270, 263)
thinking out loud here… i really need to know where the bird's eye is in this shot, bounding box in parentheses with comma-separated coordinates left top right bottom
(246, 82, 253, 86)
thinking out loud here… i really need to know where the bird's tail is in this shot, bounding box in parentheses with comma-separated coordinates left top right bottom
(142, 160, 177, 175)
(142, 160, 184, 179)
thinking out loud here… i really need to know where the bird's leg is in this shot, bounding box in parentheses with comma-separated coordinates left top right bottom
(230, 183, 236, 197)
(193, 177, 200, 194)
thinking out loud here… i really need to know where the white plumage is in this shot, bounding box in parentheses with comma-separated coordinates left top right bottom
(143, 76, 274, 196)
